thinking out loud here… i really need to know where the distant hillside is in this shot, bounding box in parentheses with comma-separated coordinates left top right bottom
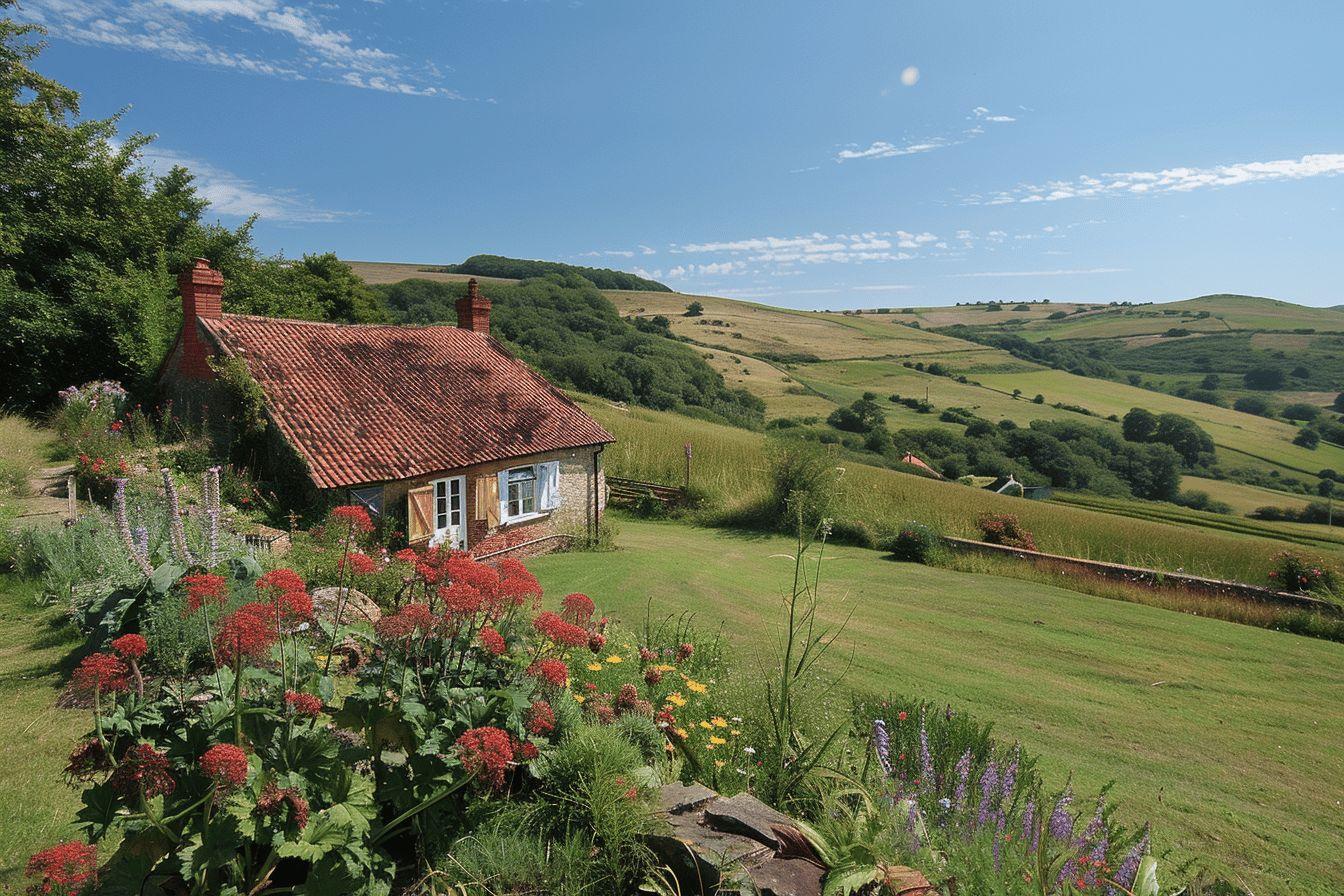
(374, 276, 763, 429)
(428, 255, 671, 292)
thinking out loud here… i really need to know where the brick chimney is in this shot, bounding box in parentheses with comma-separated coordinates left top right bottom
(455, 278, 491, 334)
(178, 258, 224, 379)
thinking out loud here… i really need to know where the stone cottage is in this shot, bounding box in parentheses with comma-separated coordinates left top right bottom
(159, 258, 614, 554)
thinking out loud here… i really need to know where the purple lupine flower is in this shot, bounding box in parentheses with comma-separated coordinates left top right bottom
(1083, 835, 1109, 888)
(1109, 828, 1149, 895)
(918, 714, 933, 789)
(1048, 790, 1074, 841)
(872, 719, 892, 776)
(161, 468, 192, 565)
(976, 761, 999, 829)
(113, 479, 153, 576)
(1022, 799, 1038, 854)
(993, 812, 1006, 871)
(953, 749, 972, 810)
(1001, 748, 1019, 803)
(1081, 797, 1106, 845)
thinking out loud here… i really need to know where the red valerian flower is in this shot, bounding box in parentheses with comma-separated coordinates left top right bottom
(644, 667, 663, 686)
(212, 602, 279, 667)
(329, 505, 374, 535)
(110, 743, 176, 799)
(455, 726, 515, 790)
(560, 592, 595, 623)
(526, 658, 568, 689)
(338, 552, 376, 576)
(638, 647, 657, 663)
(110, 633, 147, 661)
(26, 841, 97, 896)
(200, 743, 249, 790)
(675, 643, 694, 663)
(588, 632, 607, 654)
(519, 741, 540, 761)
(70, 653, 129, 696)
(478, 625, 507, 656)
(376, 603, 435, 642)
(494, 558, 542, 613)
(284, 690, 323, 718)
(615, 684, 640, 711)
(182, 573, 228, 614)
(64, 739, 112, 784)
(394, 547, 419, 564)
(255, 781, 310, 829)
(533, 611, 589, 648)
(526, 699, 556, 736)
(439, 582, 483, 616)
(256, 569, 306, 595)
(255, 570, 312, 624)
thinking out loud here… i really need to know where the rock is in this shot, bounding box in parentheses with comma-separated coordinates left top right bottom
(884, 866, 936, 895)
(704, 792, 797, 851)
(659, 781, 718, 814)
(743, 856, 827, 896)
(311, 586, 381, 627)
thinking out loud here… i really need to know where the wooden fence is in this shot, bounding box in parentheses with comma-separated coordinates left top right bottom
(606, 477, 687, 509)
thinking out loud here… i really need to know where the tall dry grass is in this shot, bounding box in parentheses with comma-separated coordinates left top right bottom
(0, 414, 52, 498)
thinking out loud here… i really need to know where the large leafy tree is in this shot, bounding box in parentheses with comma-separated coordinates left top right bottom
(0, 4, 383, 411)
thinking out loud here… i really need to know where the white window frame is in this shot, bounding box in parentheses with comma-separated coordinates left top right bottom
(431, 475, 466, 549)
(498, 461, 560, 525)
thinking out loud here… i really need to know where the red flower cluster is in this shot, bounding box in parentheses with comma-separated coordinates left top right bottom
(200, 743, 249, 790)
(675, 643, 694, 663)
(439, 581, 483, 616)
(212, 602, 279, 667)
(588, 632, 607, 654)
(526, 659, 568, 689)
(339, 552, 376, 576)
(284, 690, 323, 718)
(71, 653, 128, 696)
(182, 573, 228, 614)
(26, 841, 97, 896)
(644, 667, 663, 686)
(526, 699, 556, 736)
(110, 743, 175, 799)
(255, 781, 310, 829)
(455, 726, 515, 790)
(329, 504, 374, 535)
(533, 611, 589, 648)
(560, 592, 595, 623)
(256, 569, 312, 624)
(497, 558, 542, 612)
(376, 603, 436, 642)
(519, 741, 540, 761)
(110, 633, 147, 661)
(478, 625, 506, 656)
(64, 739, 111, 784)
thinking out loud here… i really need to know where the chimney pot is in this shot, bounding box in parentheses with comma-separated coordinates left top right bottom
(178, 258, 224, 379)
(456, 277, 492, 334)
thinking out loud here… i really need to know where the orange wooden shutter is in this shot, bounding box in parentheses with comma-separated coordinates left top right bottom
(475, 476, 500, 527)
(407, 485, 433, 543)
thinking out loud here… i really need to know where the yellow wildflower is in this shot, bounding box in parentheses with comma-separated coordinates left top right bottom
(674, 727, 688, 739)
(666, 692, 687, 708)
(586, 662, 603, 671)
(654, 663, 676, 672)
(711, 716, 728, 728)
(709, 735, 727, 746)
(699, 720, 713, 730)
(730, 729, 742, 737)
(715, 759, 726, 768)
(605, 655, 623, 664)
(573, 694, 585, 704)
(686, 679, 708, 694)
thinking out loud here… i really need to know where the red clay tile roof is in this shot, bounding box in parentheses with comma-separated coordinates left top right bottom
(199, 314, 613, 489)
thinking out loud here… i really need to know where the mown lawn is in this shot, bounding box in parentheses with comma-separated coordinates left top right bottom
(530, 518, 1344, 896)
(0, 577, 89, 889)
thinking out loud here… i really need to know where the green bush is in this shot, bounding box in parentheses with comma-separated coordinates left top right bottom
(881, 521, 942, 563)
(828, 518, 875, 548)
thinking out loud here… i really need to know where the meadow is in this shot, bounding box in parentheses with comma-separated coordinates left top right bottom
(531, 518, 1344, 895)
(1180, 475, 1315, 515)
(576, 396, 1343, 583)
(1005, 295, 1344, 341)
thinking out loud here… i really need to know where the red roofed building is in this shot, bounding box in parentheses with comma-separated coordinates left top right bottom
(160, 259, 613, 553)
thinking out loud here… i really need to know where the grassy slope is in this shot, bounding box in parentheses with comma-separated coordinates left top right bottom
(344, 260, 518, 287)
(530, 518, 1344, 895)
(577, 396, 1344, 581)
(1180, 475, 1314, 516)
(0, 578, 88, 889)
(1008, 295, 1344, 341)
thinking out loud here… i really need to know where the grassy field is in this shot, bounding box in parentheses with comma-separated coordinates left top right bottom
(530, 518, 1344, 895)
(1006, 295, 1344, 341)
(1181, 476, 1316, 516)
(0, 578, 89, 889)
(344, 260, 518, 286)
(576, 396, 1344, 582)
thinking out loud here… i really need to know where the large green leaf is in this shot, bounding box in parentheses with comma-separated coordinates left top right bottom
(150, 561, 187, 594)
(1133, 856, 1160, 896)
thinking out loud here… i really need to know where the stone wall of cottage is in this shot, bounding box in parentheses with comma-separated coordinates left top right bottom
(377, 446, 606, 552)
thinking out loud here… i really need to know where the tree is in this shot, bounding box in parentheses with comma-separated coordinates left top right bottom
(1282, 403, 1321, 422)
(1294, 428, 1320, 449)
(1201, 373, 1222, 390)
(1122, 407, 1159, 443)
(1153, 413, 1214, 465)
(1233, 395, 1274, 417)
(684, 301, 704, 317)
(1243, 365, 1286, 390)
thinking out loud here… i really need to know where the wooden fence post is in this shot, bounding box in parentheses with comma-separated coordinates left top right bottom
(67, 475, 77, 521)
(684, 442, 692, 491)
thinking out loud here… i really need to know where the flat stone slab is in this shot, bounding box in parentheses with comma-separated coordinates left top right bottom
(659, 781, 718, 814)
(744, 855, 827, 896)
(704, 792, 797, 851)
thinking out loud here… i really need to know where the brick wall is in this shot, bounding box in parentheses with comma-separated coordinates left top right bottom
(378, 446, 606, 552)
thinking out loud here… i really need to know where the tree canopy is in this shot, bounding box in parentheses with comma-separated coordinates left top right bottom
(431, 255, 670, 292)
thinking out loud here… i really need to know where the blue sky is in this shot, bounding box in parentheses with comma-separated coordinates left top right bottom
(18, 0, 1344, 308)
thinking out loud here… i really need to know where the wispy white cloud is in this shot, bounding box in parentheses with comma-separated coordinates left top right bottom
(968, 153, 1344, 205)
(672, 231, 936, 266)
(852, 283, 913, 291)
(17, 0, 465, 98)
(949, 267, 1127, 278)
(836, 106, 1018, 163)
(140, 147, 355, 223)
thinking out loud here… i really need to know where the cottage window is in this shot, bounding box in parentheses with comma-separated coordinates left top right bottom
(349, 486, 384, 517)
(506, 467, 537, 518)
(498, 461, 561, 524)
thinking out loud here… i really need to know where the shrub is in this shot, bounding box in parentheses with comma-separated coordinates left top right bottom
(976, 513, 1037, 551)
(1282, 402, 1321, 422)
(829, 518, 875, 549)
(1172, 490, 1233, 514)
(1233, 395, 1275, 417)
(1294, 428, 1321, 449)
(881, 522, 942, 563)
(1268, 551, 1338, 595)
